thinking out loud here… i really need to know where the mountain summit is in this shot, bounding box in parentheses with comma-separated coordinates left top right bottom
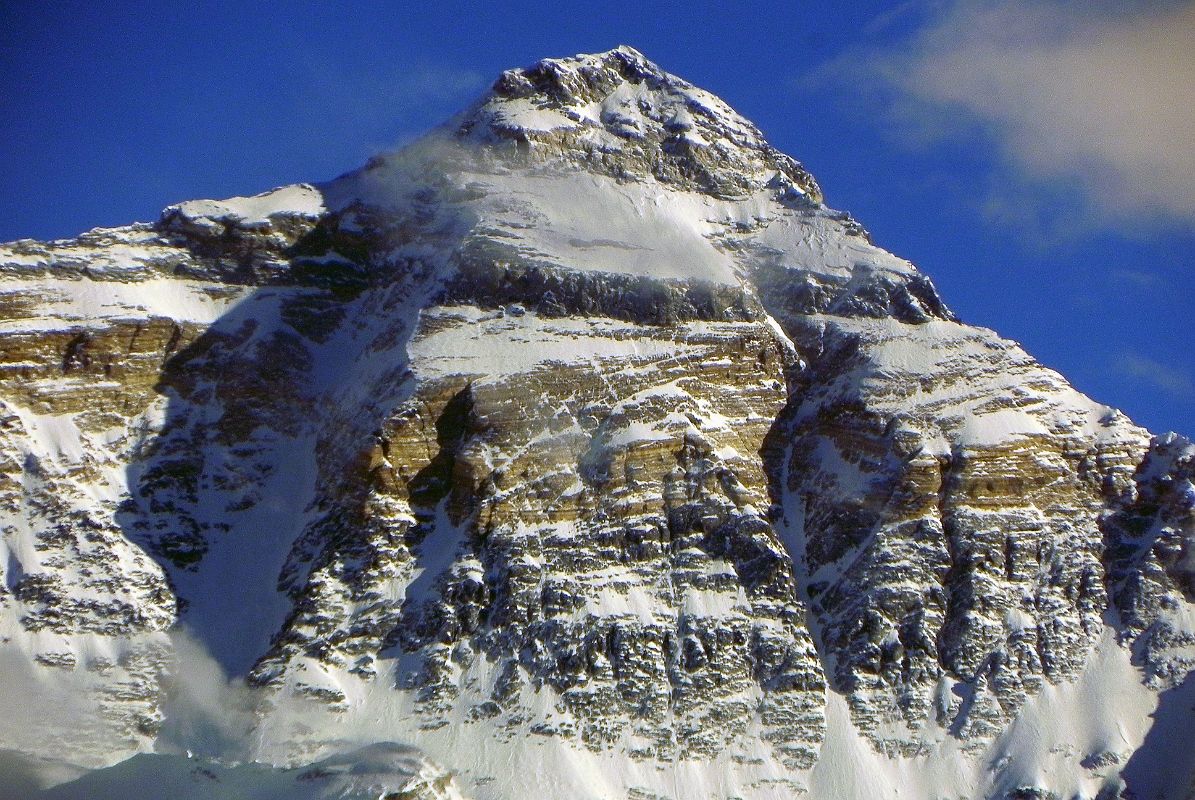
(0, 48, 1192, 800)
(458, 45, 824, 202)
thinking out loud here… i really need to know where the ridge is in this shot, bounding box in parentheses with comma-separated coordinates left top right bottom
(450, 45, 824, 202)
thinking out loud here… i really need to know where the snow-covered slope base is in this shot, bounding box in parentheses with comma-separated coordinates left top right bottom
(1, 47, 1193, 799)
(6, 744, 464, 800)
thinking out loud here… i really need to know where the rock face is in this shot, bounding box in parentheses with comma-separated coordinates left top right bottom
(0, 46, 1192, 800)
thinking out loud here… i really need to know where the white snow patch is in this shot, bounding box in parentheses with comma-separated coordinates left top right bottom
(169, 184, 325, 227)
(0, 278, 250, 332)
(408, 306, 714, 380)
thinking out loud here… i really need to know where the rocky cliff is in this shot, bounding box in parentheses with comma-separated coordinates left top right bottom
(0, 47, 1192, 800)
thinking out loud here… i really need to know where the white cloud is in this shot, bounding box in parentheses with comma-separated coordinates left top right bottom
(839, 1, 1195, 230)
(1114, 350, 1195, 399)
(1109, 268, 1163, 289)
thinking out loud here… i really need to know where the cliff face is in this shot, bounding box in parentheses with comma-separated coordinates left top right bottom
(0, 47, 1192, 800)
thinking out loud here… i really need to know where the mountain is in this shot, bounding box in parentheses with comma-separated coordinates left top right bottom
(0, 46, 1192, 800)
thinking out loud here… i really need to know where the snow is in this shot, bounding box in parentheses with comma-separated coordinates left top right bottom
(408, 305, 722, 380)
(0, 277, 251, 332)
(753, 208, 919, 280)
(465, 45, 763, 154)
(144, 625, 1167, 800)
(0, 248, 49, 267)
(0, 228, 192, 276)
(0, 630, 173, 774)
(586, 584, 661, 623)
(445, 169, 749, 283)
(603, 420, 675, 448)
(958, 406, 1052, 446)
(164, 433, 320, 675)
(249, 669, 810, 800)
(19, 744, 467, 800)
(478, 96, 581, 134)
(680, 584, 748, 618)
(168, 184, 325, 227)
(11, 410, 87, 465)
(810, 315, 1149, 450)
(801, 627, 1161, 800)
(983, 627, 1157, 798)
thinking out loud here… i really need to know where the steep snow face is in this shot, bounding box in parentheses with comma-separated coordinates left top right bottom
(0, 46, 1193, 800)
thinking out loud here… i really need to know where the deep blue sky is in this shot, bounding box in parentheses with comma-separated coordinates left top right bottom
(3, 1, 1192, 436)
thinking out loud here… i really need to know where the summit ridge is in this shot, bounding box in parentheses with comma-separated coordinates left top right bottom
(456, 45, 824, 202)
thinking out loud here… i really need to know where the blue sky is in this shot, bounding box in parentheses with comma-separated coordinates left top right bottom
(2, 0, 1192, 435)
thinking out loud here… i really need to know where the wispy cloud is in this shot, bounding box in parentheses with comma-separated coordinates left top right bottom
(820, 1, 1195, 234)
(288, 60, 486, 157)
(1114, 350, 1195, 399)
(1109, 268, 1163, 289)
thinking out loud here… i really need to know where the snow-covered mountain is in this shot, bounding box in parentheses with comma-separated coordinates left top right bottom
(0, 46, 1192, 800)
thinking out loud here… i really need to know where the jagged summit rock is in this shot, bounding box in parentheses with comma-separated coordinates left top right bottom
(455, 45, 824, 202)
(0, 47, 1192, 800)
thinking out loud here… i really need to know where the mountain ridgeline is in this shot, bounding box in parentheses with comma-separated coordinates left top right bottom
(0, 47, 1192, 800)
